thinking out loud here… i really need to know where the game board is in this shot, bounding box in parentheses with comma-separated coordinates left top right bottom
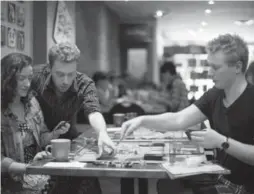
(71, 133, 204, 168)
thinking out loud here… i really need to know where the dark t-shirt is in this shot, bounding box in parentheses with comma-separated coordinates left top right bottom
(194, 84, 254, 190)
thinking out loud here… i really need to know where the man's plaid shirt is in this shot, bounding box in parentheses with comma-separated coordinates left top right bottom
(31, 64, 101, 139)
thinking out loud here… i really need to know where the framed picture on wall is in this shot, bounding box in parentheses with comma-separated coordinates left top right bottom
(7, 27, 16, 48)
(17, 6, 25, 27)
(8, 2, 16, 23)
(17, 30, 25, 50)
(53, 1, 74, 43)
(1, 1, 6, 21)
(1, 25, 6, 46)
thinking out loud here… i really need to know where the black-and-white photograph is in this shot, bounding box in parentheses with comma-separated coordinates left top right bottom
(1, 1, 6, 21)
(1, 1, 254, 194)
(1, 25, 6, 46)
(17, 30, 25, 50)
(7, 27, 16, 48)
(17, 6, 25, 27)
(8, 2, 16, 23)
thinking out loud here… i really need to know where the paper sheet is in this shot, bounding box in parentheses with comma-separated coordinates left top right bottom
(162, 162, 229, 179)
(107, 127, 121, 132)
(44, 162, 86, 168)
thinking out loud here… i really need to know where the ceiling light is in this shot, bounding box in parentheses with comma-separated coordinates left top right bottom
(208, 0, 214, 5)
(199, 28, 204, 32)
(201, 21, 208, 26)
(234, 21, 242, 26)
(246, 20, 254, 26)
(205, 9, 212, 14)
(234, 19, 254, 26)
(155, 10, 164, 18)
(188, 29, 196, 36)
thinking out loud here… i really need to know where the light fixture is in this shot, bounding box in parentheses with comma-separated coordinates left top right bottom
(234, 19, 254, 26)
(201, 21, 208, 26)
(205, 9, 212, 14)
(198, 28, 204, 32)
(208, 0, 214, 5)
(246, 20, 254, 26)
(188, 29, 196, 36)
(155, 10, 164, 18)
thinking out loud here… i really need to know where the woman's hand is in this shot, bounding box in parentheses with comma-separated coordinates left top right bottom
(33, 151, 52, 161)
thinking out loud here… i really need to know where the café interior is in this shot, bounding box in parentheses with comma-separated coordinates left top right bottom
(1, 1, 254, 194)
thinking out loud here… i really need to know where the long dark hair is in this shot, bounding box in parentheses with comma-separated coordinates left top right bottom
(1, 53, 33, 110)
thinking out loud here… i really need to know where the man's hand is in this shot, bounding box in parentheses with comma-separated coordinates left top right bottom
(97, 131, 116, 158)
(120, 116, 144, 140)
(33, 151, 52, 161)
(53, 121, 70, 137)
(191, 128, 225, 149)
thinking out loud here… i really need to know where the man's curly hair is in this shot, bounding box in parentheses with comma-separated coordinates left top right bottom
(48, 42, 80, 68)
(1, 53, 33, 110)
(206, 34, 249, 72)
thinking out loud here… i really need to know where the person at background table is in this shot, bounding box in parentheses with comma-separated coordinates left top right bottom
(121, 34, 254, 194)
(31, 42, 115, 194)
(92, 71, 116, 111)
(153, 61, 189, 112)
(1, 53, 69, 194)
(246, 61, 254, 85)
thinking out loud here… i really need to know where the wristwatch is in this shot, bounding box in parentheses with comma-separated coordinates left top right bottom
(221, 136, 230, 150)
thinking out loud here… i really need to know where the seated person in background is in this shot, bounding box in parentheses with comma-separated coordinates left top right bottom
(121, 34, 254, 194)
(1, 53, 69, 194)
(246, 61, 254, 85)
(93, 71, 116, 110)
(154, 61, 189, 112)
(108, 73, 121, 98)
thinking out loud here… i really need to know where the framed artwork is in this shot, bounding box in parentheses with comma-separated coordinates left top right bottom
(7, 27, 16, 48)
(8, 2, 16, 23)
(1, 25, 6, 46)
(17, 6, 25, 27)
(17, 30, 25, 50)
(53, 1, 74, 43)
(1, 1, 6, 21)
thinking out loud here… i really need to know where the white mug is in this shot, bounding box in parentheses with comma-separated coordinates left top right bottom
(45, 139, 71, 162)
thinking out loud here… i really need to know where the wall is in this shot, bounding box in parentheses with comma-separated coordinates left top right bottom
(1, 1, 33, 58)
(33, 1, 75, 65)
(119, 19, 159, 84)
(76, 2, 120, 77)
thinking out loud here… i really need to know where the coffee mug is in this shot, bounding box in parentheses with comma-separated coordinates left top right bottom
(113, 113, 125, 127)
(45, 139, 71, 162)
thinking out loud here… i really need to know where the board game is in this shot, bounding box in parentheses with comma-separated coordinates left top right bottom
(70, 127, 204, 168)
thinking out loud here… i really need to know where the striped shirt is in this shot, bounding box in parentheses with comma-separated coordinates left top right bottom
(31, 64, 101, 139)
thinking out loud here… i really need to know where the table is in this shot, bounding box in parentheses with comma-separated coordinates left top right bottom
(26, 124, 218, 194)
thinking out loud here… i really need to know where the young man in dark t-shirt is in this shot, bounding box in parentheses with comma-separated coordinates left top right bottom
(120, 34, 254, 194)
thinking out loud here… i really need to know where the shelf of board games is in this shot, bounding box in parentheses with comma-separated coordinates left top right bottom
(164, 54, 214, 100)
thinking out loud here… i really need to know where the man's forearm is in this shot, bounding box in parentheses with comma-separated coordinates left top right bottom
(88, 112, 107, 135)
(142, 112, 182, 132)
(217, 135, 254, 166)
